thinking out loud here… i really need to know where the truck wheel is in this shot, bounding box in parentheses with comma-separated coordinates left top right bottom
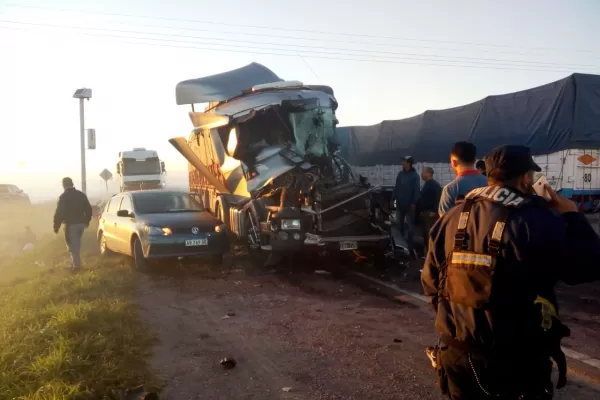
(132, 237, 151, 272)
(215, 201, 223, 221)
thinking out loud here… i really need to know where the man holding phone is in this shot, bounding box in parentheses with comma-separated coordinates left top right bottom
(422, 145, 600, 399)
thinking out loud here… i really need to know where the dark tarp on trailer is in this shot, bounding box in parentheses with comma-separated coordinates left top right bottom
(336, 73, 600, 166)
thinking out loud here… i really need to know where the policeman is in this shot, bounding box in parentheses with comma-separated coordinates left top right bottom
(422, 145, 600, 399)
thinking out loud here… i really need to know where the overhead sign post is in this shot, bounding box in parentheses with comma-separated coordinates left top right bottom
(99, 168, 113, 192)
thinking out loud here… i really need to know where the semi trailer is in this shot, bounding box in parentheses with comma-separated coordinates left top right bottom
(336, 73, 600, 211)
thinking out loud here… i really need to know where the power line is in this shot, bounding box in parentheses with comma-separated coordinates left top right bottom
(0, 24, 592, 75)
(297, 54, 322, 83)
(5, 2, 599, 56)
(1, 20, 598, 72)
(0, 3, 566, 60)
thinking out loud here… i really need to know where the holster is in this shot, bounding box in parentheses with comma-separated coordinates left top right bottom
(535, 296, 571, 389)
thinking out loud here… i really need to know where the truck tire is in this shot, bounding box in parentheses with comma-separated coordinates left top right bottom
(215, 197, 230, 226)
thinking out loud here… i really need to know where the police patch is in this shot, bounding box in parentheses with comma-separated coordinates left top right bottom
(466, 185, 529, 207)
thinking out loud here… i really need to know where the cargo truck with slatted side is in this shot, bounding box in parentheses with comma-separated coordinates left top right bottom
(336, 73, 600, 212)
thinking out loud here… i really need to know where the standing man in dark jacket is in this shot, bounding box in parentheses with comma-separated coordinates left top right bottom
(422, 145, 600, 399)
(418, 167, 442, 257)
(53, 177, 93, 271)
(393, 156, 420, 253)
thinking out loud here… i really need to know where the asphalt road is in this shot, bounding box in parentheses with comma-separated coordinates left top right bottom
(135, 256, 600, 400)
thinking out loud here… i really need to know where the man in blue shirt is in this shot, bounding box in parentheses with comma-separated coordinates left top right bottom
(438, 142, 488, 216)
(393, 156, 420, 253)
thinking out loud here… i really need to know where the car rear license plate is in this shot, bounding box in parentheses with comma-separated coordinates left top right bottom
(339, 241, 358, 251)
(185, 239, 208, 246)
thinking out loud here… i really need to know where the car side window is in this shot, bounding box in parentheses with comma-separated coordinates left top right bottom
(119, 195, 133, 213)
(106, 197, 121, 214)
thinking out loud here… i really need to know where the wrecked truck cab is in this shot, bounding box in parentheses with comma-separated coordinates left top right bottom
(170, 62, 409, 264)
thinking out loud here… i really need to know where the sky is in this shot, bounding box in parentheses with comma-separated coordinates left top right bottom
(0, 0, 599, 201)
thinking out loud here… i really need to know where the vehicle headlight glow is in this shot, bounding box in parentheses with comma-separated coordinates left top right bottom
(281, 219, 301, 230)
(214, 224, 226, 233)
(226, 128, 238, 156)
(145, 226, 172, 236)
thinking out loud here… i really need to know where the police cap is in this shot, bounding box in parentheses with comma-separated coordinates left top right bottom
(485, 145, 541, 181)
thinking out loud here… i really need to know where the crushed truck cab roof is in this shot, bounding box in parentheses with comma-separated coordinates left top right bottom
(175, 62, 283, 105)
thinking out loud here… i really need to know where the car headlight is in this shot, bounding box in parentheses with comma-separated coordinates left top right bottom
(144, 226, 172, 236)
(281, 219, 301, 230)
(214, 224, 226, 233)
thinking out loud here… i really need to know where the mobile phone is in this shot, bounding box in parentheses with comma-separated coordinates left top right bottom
(533, 173, 552, 201)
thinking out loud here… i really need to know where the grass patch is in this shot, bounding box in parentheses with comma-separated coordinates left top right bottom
(0, 226, 160, 399)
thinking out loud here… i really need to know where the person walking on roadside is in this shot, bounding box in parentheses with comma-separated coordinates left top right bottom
(438, 142, 487, 216)
(393, 156, 420, 255)
(422, 145, 600, 399)
(53, 177, 93, 271)
(418, 167, 442, 258)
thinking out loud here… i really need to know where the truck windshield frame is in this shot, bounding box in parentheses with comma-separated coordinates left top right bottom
(288, 107, 336, 158)
(122, 157, 161, 176)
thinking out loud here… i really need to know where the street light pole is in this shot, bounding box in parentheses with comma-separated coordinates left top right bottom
(73, 88, 92, 194)
(79, 98, 86, 194)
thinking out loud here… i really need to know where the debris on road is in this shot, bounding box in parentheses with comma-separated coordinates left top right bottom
(222, 312, 236, 319)
(314, 270, 331, 276)
(220, 357, 237, 369)
(393, 338, 403, 343)
(282, 387, 293, 392)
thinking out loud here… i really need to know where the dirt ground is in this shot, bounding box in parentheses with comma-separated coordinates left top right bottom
(137, 258, 600, 400)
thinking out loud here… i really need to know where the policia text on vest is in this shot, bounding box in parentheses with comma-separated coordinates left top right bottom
(422, 184, 600, 399)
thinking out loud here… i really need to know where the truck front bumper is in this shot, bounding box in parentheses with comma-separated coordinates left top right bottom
(304, 233, 390, 253)
(265, 231, 391, 254)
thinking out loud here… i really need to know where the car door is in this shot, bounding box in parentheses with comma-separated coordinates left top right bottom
(101, 196, 121, 251)
(114, 194, 136, 254)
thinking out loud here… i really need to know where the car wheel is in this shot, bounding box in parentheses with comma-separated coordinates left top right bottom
(99, 232, 113, 257)
(132, 237, 151, 272)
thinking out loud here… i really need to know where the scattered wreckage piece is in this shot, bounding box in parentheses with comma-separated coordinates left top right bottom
(220, 357, 237, 369)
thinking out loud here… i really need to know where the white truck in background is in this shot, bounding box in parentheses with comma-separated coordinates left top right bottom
(116, 148, 166, 192)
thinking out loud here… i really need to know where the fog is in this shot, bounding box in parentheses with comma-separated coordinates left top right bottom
(4, 169, 191, 204)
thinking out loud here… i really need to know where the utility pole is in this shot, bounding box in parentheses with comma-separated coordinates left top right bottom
(73, 88, 92, 193)
(79, 98, 86, 193)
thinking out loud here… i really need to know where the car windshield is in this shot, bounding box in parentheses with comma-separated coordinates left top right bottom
(122, 157, 161, 176)
(133, 192, 204, 214)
